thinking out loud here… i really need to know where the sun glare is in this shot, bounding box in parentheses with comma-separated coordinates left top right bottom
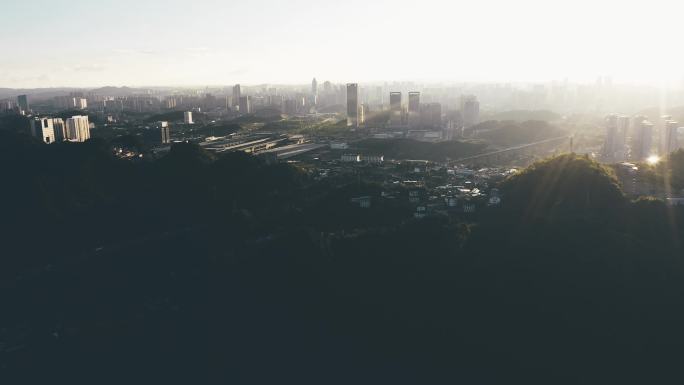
(647, 155, 660, 166)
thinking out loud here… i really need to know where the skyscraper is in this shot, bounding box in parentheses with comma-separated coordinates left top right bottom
(238, 96, 251, 114)
(0, 99, 15, 111)
(158, 121, 170, 144)
(603, 114, 619, 161)
(408, 92, 421, 128)
(17, 95, 29, 114)
(30, 117, 55, 144)
(184, 111, 194, 124)
(408, 92, 420, 113)
(390, 92, 402, 126)
(615, 115, 630, 161)
(461, 95, 480, 129)
(75, 98, 88, 110)
(232, 84, 241, 107)
(312, 78, 318, 96)
(346, 83, 359, 127)
(422, 103, 442, 129)
(602, 114, 629, 162)
(390, 92, 402, 111)
(65, 115, 90, 142)
(632, 117, 653, 161)
(663, 119, 680, 155)
(52, 118, 66, 142)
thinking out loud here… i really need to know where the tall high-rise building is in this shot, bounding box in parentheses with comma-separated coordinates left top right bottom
(408, 92, 420, 113)
(603, 114, 629, 162)
(603, 114, 619, 161)
(632, 117, 653, 161)
(461, 95, 480, 129)
(17, 95, 29, 114)
(165, 97, 178, 110)
(75, 98, 88, 110)
(52, 118, 66, 142)
(657, 116, 672, 156)
(238, 96, 251, 114)
(66, 115, 90, 142)
(312, 78, 318, 96)
(421, 103, 442, 129)
(615, 115, 630, 161)
(408, 92, 421, 127)
(390, 92, 402, 126)
(390, 92, 402, 111)
(54, 96, 72, 110)
(30, 117, 55, 144)
(663, 119, 680, 155)
(359, 104, 366, 126)
(184, 111, 194, 124)
(0, 99, 16, 111)
(158, 121, 170, 144)
(346, 83, 359, 127)
(232, 84, 241, 107)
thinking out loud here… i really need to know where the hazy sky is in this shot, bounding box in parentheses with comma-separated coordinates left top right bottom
(2, 0, 684, 88)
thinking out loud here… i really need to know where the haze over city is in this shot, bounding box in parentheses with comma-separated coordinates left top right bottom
(4, 0, 684, 87)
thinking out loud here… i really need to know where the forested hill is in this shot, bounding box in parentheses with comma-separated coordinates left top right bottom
(2, 131, 684, 384)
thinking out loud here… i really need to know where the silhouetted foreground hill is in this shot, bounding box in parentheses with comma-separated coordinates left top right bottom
(501, 153, 625, 220)
(1, 131, 684, 384)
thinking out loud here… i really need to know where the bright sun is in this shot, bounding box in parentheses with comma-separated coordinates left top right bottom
(647, 155, 660, 166)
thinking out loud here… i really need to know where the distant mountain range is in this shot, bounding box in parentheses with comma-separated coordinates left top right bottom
(0, 86, 151, 100)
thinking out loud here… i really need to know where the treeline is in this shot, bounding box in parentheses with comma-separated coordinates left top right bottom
(484, 109, 561, 122)
(473, 119, 567, 147)
(354, 138, 488, 161)
(143, 110, 207, 123)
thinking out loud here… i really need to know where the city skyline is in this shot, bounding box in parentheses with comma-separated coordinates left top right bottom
(4, 0, 684, 88)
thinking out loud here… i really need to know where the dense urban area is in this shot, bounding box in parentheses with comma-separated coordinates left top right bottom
(3, 79, 684, 205)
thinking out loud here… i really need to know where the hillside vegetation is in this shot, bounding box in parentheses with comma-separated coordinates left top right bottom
(354, 138, 487, 161)
(2, 130, 684, 383)
(474, 120, 567, 147)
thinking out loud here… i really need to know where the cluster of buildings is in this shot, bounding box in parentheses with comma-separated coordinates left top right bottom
(0, 94, 31, 115)
(602, 114, 682, 162)
(0, 94, 93, 144)
(345, 82, 480, 140)
(6, 77, 684, 122)
(162, 82, 323, 117)
(2, 80, 483, 142)
(54, 93, 88, 110)
(30, 115, 91, 144)
(311, 153, 510, 217)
